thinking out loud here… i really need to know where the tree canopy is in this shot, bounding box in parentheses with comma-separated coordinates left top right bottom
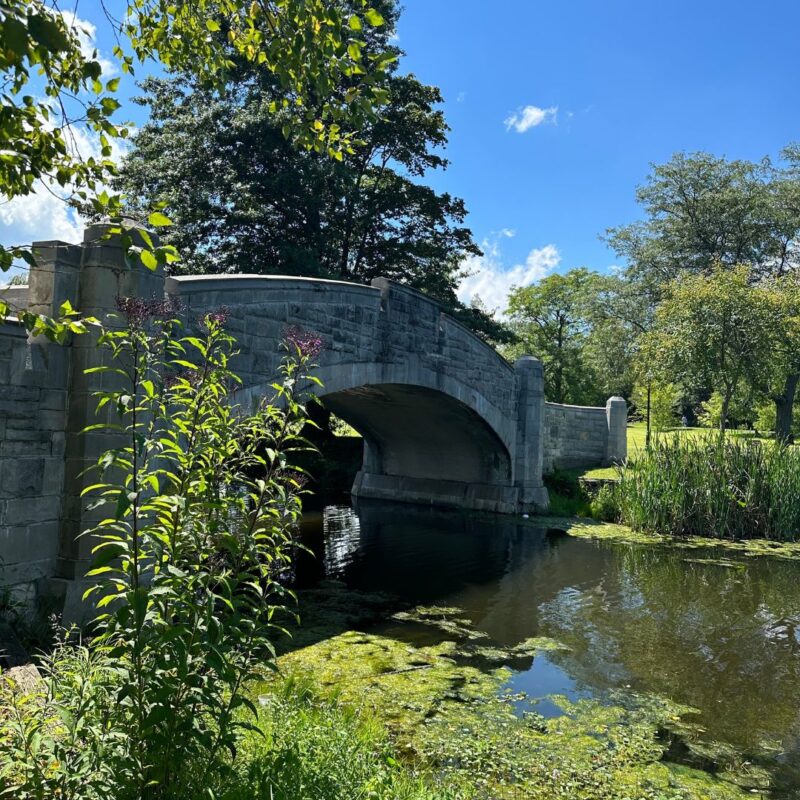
(114, 0, 505, 340)
(0, 0, 392, 335)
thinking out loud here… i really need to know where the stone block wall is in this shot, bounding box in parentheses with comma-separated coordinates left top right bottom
(0, 317, 69, 606)
(543, 397, 627, 472)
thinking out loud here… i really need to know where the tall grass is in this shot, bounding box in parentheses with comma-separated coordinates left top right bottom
(613, 435, 800, 540)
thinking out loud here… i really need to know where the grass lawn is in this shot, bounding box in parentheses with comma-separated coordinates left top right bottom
(575, 422, 778, 481)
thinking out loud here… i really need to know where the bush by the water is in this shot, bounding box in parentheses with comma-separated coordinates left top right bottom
(608, 436, 800, 540)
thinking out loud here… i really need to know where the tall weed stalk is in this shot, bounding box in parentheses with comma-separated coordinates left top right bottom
(0, 303, 321, 799)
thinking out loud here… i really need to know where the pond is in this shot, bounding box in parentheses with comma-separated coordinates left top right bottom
(283, 501, 800, 798)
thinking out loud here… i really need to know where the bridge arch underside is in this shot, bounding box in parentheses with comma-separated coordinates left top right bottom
(319, 382, 519, 514)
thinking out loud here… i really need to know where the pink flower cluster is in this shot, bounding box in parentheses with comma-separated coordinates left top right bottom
(115, 295, 183, 327)
(283, 325, 323, 358)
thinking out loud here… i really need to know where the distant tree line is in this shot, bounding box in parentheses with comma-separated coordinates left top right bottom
(504, 149, 800, 441)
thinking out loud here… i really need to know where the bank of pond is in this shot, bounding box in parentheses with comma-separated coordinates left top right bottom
(557, 434, 800, 542)
(223, 502, 800, 800)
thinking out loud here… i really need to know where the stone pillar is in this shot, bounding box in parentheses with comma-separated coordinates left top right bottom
(54, 222, 163, 618)
(0, 243, 80, 605)
(513, 356, 549, 512)
(605, 396, 628, 465)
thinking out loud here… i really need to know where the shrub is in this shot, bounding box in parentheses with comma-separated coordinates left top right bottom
(590, 482, 620, 522)
(614, 435, 800, 540)
(0, 305, 319, 799)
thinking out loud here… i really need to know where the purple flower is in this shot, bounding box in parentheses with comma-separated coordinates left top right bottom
(116, 295, 183, 327)
(283, 325, 323, 358)
(202, 306, 230, 327)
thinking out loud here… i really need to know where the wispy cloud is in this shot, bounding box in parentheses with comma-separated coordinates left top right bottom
(457, 234, 560, 315)
(59, 11, 117, 77)
(504, 104, 558, 133)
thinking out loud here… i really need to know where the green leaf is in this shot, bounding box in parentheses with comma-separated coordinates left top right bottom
(140, 249, 158, 270)
(148, 211, 173, 227)
(364, 8, 385, 26)
(206, 19, 221, 32)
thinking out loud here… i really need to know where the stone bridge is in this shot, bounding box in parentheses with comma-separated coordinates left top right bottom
(0, 224, 626, 615)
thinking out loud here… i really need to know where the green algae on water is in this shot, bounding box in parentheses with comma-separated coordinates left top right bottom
(543, 515, 800, 561)
(270, 604, 759, 799)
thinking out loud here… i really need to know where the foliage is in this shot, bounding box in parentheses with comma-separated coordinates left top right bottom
(612, 436, 800, 540)
(543, 469, 593, 517)
(605, 150, 800, 284)
(755, 400, 777, 433)
(0, 630, 122, 799)
(0, 0, 392, 337)
(115, 1, 503, 341)
(225, 678, 454, 800)
(642, 266, 777, 432)
(605, 148, 800, 440)
(631, 382, 681, 431)
(0, 310, 318, 799)
(506, 268, 603, 404)
(590, 482, 619, 522)
(697, 388, 756, 430)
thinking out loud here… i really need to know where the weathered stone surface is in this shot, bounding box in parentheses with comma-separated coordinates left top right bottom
(0, 224, 626, 620)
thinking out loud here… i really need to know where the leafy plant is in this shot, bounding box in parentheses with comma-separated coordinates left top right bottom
(614, 435, 800, 540)
(0, 304, 321, 799)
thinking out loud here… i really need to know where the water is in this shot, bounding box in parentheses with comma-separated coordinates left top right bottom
(293, 501, 800, 794)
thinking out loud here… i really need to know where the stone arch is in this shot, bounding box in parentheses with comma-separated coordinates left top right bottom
(164, 272, 549, 513)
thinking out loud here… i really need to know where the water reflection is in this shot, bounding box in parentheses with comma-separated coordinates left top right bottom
(295, 501, 800, 791)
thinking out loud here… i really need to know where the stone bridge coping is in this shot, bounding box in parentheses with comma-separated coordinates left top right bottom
(166, 273, 379, 296)
(545, 401, 608, 413)
(167, 273, 515, 376)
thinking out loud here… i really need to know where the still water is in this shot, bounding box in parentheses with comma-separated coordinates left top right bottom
(293, 502, 800, 795)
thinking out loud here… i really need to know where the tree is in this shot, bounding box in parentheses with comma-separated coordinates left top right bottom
(506, 268, 603, 405)
(114, 1, 504, 340)
(0, 0, 392, 332)
(642, 266, 777, 434)
(606, 149, 800, 439)
(632, 382, 680, 432)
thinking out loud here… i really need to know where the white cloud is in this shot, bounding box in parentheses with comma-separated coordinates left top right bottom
(456, 91, 467, 104)
(504, 105, 558, 133)
(458, 235, 560, 315)
(59, 11, 117, 77)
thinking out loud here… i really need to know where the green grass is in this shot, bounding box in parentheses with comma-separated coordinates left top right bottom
(224, 677, 454, 800)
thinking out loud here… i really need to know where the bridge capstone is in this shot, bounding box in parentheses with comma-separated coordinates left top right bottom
(0, 225, 626, 618)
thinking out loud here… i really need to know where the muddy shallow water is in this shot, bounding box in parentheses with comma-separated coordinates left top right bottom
(288, 501, 800, 797)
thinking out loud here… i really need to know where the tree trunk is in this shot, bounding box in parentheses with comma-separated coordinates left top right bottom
(646, 382, 652, 449)
(720, 390, 731, 436)
(774, 373, 799, 443)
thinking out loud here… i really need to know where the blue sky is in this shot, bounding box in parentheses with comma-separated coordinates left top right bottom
(4, 1, 800, 309)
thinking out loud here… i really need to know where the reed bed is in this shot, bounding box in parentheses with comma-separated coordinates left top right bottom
(612, 435, 800, 540)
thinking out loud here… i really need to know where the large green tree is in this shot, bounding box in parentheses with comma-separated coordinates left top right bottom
(0, 0, 391, 333)
(115, 1, 503, 340)
(606, 150, 800, 439)
(506, 268, 604, 405)
(642, 266, 777, 434)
